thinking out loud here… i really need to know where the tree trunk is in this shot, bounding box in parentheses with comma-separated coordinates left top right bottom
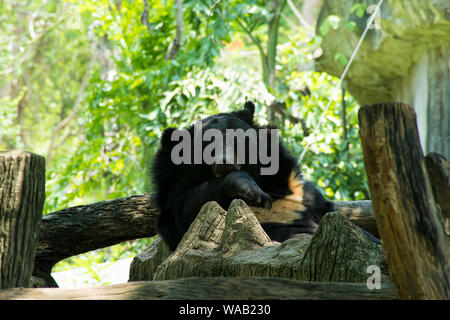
(358, 102, 450, 299)
(0, 151, 45, 289)
(424, 152, 450, 226)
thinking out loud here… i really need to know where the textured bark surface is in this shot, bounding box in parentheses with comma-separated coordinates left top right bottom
(424, 153, 450, 220)
(130, 200, 386, 284)
(359, 103, 450, 299)
(297, 212, 387, 282)
(0, 151, 45, 289)
(129, 236, 171, 282)
(34, 194, 157, 286)
(0, 276, 396, 300)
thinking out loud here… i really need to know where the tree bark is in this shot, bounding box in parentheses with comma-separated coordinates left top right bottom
(0, 151, 45, 289)
(424, 153, 450, 222)
(34, 194, 157, 286)
(425, 152, 450, 235)
(0, 277, 397, 300)
(358, 102, 450, 300)
(131, 201, 386, 284)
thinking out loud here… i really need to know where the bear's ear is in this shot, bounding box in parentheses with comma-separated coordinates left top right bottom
(160, 127, 177, 147)
(234, 100, 255, 124)
(244, 100, 255, 114)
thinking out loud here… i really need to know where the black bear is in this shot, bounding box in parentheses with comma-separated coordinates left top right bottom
(152, 101, 335, 251)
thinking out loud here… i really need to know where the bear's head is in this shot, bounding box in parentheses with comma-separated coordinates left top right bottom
(160, 101, 280, 177)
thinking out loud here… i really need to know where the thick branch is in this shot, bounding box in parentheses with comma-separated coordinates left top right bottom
(35, 195, 158, 275)
(359, 102, 450, 300)
(0, 277, 396, 300)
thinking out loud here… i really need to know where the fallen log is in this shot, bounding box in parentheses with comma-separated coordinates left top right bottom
(33, 194, 158, 286)
(359, 102, 450, 300)
(0, 277, 397, 300)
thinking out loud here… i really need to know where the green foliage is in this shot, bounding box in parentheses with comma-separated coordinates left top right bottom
(350, 3, 368, 19)
(319, 15, 341, 36)
(0, 91, 25, 150)
(334, 52, 349, 67)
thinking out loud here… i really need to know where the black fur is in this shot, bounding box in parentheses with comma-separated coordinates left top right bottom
(152, 101, 334, 251)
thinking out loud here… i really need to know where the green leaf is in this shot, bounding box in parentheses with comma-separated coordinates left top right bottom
(334, 52, 348, 67)
(344, 21, 358, 31)
(350, 3, 367, 19)
(319, 15, 341, 36)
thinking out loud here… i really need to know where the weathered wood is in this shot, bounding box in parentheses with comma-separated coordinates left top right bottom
(424, 153, 450, 219)
(0, 277, 397, 300)
(129, 236, 171, 282)
(358, 102, 450, 299)
(34, 194, 157, 286)
(35, 195, 376, 284)
(131, 200, 386, 284)
(298, 211, 387, 282)
(0, 151, 45, 289)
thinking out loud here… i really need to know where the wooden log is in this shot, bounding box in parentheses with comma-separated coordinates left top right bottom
(34, 194, 158, 286)
(136, 200, 385, 283)
(0, 151, 45, 289)
(297, 211, 387, 282)
(0, 277, 397, 300)
(129, 236, 171, 282)
(358, 102, 450, 299)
